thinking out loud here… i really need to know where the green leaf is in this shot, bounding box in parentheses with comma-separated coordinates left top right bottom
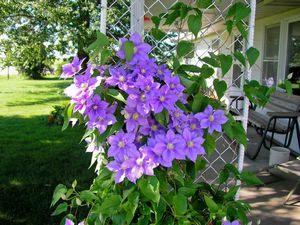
(178, 187, 197, 197)
(138, 176, 160, 203)
(86, 31, 109, 58)
(177, 41, 194, 58)
(99, 195, 122, 215)
(151, 16, 161, 28)
(173, 194, 187, 215)
(195, 157, 206, 172)
(179, 64, 202, 73)
(224, 186, 239, 200)
(201, 57, 220, 68)
(246, 47, 259, 67)
(154, 199, 167, 223)
(232, 123, 247, 146)
(219, 168, 230, 184)
(62, 104, 75, 131)
(80, 129, 94, 143)
(192, 93, 202, 113)
(204, 195, 218, 213)
(180, 4, 190, 19)
(107, 89, 126, 103)
(200, 64, 215, 78)
(236, 21, 248, 40)
(164, 10, 180, 25)
(151, 28, 166, 40)
(284, 80, 293, 96)
(124, 192, 139, 224)
(226, 20, 233, 34)
(234, 51, 246, 66)
(188, 14, 202, 38)
(218, 54, 233, 76)
(124, 41, 134, 61)
(154, 109, 169, 127)
(240, 171, 263, 186)
(227, 2, 250, 20)
(203, 133, 216, 156)
(51, 202, 68, 216)
(196, 0, 213, 9)
(51, 184, 67, 207)
(213, 79, 227, 99)
(79, 190, 97, 202)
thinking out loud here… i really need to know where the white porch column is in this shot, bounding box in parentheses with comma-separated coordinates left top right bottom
(130, 0, 144, 35)
(100, 0, 107, 34)
(236, 0, 257, 199)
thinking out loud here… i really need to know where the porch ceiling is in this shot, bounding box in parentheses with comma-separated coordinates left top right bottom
(144, 0, 300, 31)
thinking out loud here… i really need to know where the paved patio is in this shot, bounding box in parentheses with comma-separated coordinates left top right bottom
(240, 127, 300, 225)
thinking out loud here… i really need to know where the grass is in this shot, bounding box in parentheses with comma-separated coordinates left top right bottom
(0, 75, 95, 225)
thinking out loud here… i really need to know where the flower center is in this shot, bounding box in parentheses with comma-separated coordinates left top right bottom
(187, 141, 194, 148)
(121, 163, 127, 170)
(141, 69, 146, 74)
(151, 125, 158, 131)
(209, 115, 215, 122)
(170, 83, 175, 89)
(119, 76, 125, 82)
(72, 66, 77, 73)
(124, 111, 130, 119)
(134, 47, 137, 53)
(167, 143, 174, 150)
(136, 158, 143, 166)
(132, 112, 139, 120)
(80, 99, 86, 104)
(118, 141, 125, 148)
(190, 123, 196, 130)
(140, 94, 146, 101)
(159, 96, 165, 102)
(174, 111, 180, 118)
(98, 116, 104, 121)
(124, 155, 128, 160)
(146, 85, 151, 91)
(158, 69, 163, 75)
(93, 105, 98, 110)
(81, 83, 88, 90)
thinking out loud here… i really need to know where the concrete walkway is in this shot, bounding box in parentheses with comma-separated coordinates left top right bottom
(240, 127, 300, 225)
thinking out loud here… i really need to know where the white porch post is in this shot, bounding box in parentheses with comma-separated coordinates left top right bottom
(236, 0, 257, 199)
(100, 0, 107, 34)
(130, 0, 144, 35)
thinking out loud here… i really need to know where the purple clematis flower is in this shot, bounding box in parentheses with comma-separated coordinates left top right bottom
(139, 118, 163, 136)
(107, 159, 134, 183)
(86, 95, 109, 121)
(195, 105, 228, 134)
(187, 114, 204, 136)
(151, 85, 178, 113)
(72, 92, 90, 114)
(106, 66, 134, 93)
(127, 93, 152, 116)
(135, 75, 160, 97)
(117, 33, 152, 65)
(61, 56, 85, 79)
(164, 74, 184, 94)
(222, 220, 239, 225)
(87, 105, 116, 134)
(156, 64, 172, 80)
(123, 105, 148, 132)
(131, 59, 157, 78)
(64, 218, 84, 225)
(107, 131, 138, 162)
(125, 147, 158, 183)
(153, 129, 185, 167)
(182, 128, 205, 161)
(169, 108, 188, 128)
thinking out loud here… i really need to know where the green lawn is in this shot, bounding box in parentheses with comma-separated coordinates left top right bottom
(0, 76, 94, 225)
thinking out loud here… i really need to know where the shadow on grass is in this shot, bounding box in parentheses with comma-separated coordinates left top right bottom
(0, 115, 95, 225)
(6, 96, 68, 107)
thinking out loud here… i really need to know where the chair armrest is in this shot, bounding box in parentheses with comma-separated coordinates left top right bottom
(267, 111, 300, 118)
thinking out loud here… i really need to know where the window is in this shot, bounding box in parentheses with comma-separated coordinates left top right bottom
(262, 25, 280, 84)
(286, 21, 300, 85)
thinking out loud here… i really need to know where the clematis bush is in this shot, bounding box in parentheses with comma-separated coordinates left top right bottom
(51, 2, 267, 225)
